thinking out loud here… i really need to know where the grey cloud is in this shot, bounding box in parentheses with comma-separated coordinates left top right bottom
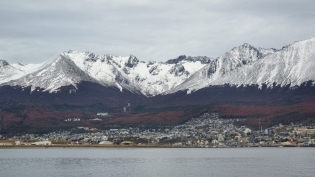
(0, 0, 314, 63)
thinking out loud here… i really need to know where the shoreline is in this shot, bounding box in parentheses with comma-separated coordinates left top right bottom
(0, 144, 313, 149)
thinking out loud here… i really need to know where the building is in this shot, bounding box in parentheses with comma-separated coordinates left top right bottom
(0, 142, 12, 146)
(99, 141, 113, 145)
(97, 112, 108, 116)
(120, 141, 133, 145)
(218, 134, 224, 142)
(32, 140, 52, 145)
(89, 118, 102, 121)
(244, 128, 252, 134)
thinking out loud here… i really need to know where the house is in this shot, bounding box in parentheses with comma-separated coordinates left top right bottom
(244, 128, 252, 134)
(120, 141, 133, 145)
(32, 140, 52, 145)
(218, 134, 224, 142)
(99, 141, 113, 145)
(173, 142, 182, 146)
(97, 112, 108, 116)
(0, 142, 12, 146)
(89, 118, 102, 121)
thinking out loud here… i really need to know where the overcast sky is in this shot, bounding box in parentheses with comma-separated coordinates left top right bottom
(1, 0, 315, 64)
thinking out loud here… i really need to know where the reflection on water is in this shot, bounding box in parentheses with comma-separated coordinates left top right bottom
(0, 148, 314, 177)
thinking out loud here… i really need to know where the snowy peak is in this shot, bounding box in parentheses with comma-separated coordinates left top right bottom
(212, 38, 315, 87)
(0, 59, 27, 84)
(168, 38, 315, 94)
(282, 37, 315, 50)
(284, 37, 315, 54)
(125, 55, 139, 68)
(257, 48, 277, 56)
(1, 38, 314, 96)
(228, 43, 266, 63)
(64, 52, 208, 96)
(107, 54, 138, 69)
(166, 55, 187, 64)
(169, 63, 189, 76)
(166, 55, 212, 64)
(7, 54, 96, 92)
(0, 59, 9, 68)
(198, 43, 266, 79)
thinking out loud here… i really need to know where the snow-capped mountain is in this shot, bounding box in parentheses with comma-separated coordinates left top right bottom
(0, 60, 26, 84)
(8, 54, 97, 92)
(214, 38, 315, 87)
(60, 51, 211, 95)
(1, 38, 314, 96)
(2, 38, 315, 135)
(0, 52, 211, 95)
(168, 38, 315, 94)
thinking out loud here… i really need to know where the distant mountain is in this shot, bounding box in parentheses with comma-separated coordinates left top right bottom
(1, 38, 315, 98)
(1, 38, 315, 134)
(1, 52, 212, 96)
(168, 38, 315, 94)
(0, 59, 25, 84)
(8, 54, 97, 93)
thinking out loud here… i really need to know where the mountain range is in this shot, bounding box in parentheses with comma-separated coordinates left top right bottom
(1, 38, 315, 96)
(1, 38, 315, 134)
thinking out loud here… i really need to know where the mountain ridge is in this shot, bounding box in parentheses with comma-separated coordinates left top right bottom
(1, 38, 315, 97)
(1, 38, 315, 134)
(167, 38, 315, 94)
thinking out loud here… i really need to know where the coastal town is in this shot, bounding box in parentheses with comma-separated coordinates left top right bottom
(1, 113, 315, 147)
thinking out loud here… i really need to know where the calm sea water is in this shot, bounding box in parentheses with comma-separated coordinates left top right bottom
(0, 147, 314, 177)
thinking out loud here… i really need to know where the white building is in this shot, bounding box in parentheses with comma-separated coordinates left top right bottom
(89, 118, 102, 121)
(97, 112, 108, 116)
(244, 128, 252, 134)
(218, 134, 224, 142)
(32, 140, 52, 145)
(0, 142, 12, 146)
(99, 141, 113, 145)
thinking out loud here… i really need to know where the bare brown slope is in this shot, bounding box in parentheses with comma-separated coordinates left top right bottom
(1, 97, 314, 134)
(143, 82, 315, 109)
(0, 81, 315, 134)
(0, 81, 145, 110)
